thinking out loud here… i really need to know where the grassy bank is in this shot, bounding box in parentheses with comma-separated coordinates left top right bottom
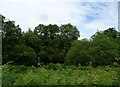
(2, 64, 120, 86)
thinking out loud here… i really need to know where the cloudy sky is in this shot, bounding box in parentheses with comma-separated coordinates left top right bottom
(0, 0, 118, 39)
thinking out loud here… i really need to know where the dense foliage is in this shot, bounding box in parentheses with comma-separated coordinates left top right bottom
(2, 64, 120, 86)
(1, 15, 120, 67)
(2, 15, 80, 66)
(66, 28, 120, 66)
(1, 15, 120, 86)
(65, 39, 91, 66)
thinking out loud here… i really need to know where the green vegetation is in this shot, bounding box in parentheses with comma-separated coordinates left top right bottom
(1, 14, 120, 86)
(2, 64, 120, 86)
(1, 15, 120, 67)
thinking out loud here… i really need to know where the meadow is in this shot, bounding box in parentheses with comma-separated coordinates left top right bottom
(2, 64, 120, 86)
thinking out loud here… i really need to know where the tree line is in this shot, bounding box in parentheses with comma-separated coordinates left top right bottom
(1, 15, 120, 67)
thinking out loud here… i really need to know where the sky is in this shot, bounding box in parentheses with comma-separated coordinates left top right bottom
(0, 0, 119, 39)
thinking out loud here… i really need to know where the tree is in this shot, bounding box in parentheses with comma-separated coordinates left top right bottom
(117, 32, 120, 59)
(103, 28, 117, 42)
(66, 28, 119, 66)
(13, 44, 37, 66)
(2, 16, 22, 64)
(90, 34, 118, 66)
(0, 14, 2, 65)
(91, 28, 118, 42)
(34, 24, 61, 64)
(65, 39, 91, 66)
(34, 23, 80, 64)
(22, 29, 40, 53)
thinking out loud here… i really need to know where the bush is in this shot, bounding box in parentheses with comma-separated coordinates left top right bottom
(2, 65, 119, 85)
(65, 40, 92, 66)
(43, 63, 64, 70)
(13, 44, 37, 66)
(90, 35, 118, 66)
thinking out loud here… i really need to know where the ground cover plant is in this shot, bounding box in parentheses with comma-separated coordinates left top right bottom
(2, 64, 120, 86)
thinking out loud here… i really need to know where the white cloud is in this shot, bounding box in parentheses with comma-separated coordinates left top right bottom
(78, 2, 118, 39)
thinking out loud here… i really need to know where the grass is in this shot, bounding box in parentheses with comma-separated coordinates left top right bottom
(2, 64, 120, 86)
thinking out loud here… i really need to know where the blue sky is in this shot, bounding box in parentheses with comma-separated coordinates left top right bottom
(0, 0, 118, 39)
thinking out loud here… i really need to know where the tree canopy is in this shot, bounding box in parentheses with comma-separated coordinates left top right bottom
(1, 15, 120, 67)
